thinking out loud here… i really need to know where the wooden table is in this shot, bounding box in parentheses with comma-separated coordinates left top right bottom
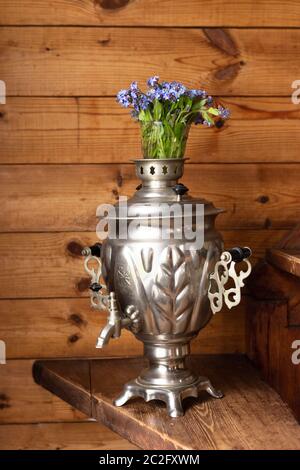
(33, 355, 300, 450)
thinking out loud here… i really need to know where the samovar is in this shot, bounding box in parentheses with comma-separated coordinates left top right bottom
(83, 158, 251, 417)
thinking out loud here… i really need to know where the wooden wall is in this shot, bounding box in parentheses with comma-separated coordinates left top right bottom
(0, 0, 299, 449)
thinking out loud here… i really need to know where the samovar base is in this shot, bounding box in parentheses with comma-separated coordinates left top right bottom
(114, 376, 223, 418)
(114, 342, 223, 417)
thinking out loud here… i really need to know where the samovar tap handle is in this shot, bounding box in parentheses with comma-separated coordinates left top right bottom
(208, 246, 252, 315)
(95, 293, 133, 348)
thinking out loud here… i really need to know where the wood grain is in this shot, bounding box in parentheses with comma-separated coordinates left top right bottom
(1, 27, 300, 96)
(247, 297, 300, 422)
(0, 422, 137, 450)
(246, 227, 300, 422)
(0, 296, 246, 359)
(2, 97, 300, 164)
(267, 249, 300, 278)
(0, 98, 79, 164)
(248, 260, 300, 316)
(33, 359, 92, 416)
(0, 359, 87, 424)
(0, 163, 299, 231)
(1, 1, 300, 27)
(247, 252, 300, 418)
(0, 230, 285, 298)
(0, 232, 97, 298)
(33, 356, 300, 449)
(0, 0, 299, 440)
(266, 224, 300, 278)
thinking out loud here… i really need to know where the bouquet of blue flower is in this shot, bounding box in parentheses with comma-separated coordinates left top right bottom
(117, 76, 229, 159)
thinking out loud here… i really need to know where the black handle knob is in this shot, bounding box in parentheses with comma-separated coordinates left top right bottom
(90, 282, 102, 292)
(228, 246, 252, 262)
(172, 183, 189, 197)
(87, 243, 102, 257)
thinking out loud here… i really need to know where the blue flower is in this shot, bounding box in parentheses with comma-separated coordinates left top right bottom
(218, 106, 230, 119)
(155, 81, 186, 102)
(116, 89, 131, 108)
(187, 89, 207, 99)
(129, 81, 141, 101)
(159, 82, 172, 100)
(130, 81, 138, 91)
(147, 87, 162, 101)
(170, 81, 186, 98)
(138, 94, 151, 111)
(147, 76, 160, 87)
(130, 90, 139, 102)
(116, 77, 230, 130)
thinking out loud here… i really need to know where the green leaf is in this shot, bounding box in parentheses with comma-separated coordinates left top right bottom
(138, 110, 146, 122)
(208, 107, 219, 116)
(201, 111, 214, 125)
(153, 99, 163, 121)
(191, 99, 207, 111)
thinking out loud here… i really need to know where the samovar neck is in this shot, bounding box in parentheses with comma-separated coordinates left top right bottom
(134, 158, 187, 189)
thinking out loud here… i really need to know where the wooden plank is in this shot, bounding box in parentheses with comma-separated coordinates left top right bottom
(267, 248, 300, 278)
(1, 1, 300, 27)
(0, 359, 87, 423)
(272, 222, 300, 251)
(0, 422, 137, 450)
(247, 234, 300, 420)
(266, 224, 300, 277)
(247, 296, 300, 422)
(0, 232, 96, 298)
(1, 27, 300, 96)
(0, 163, 299, 231)
(0, 98, 79, 164)
(0, 230, 285, 298)
(91, 355, 300, 449)
(0, 296, 246, 359)
(101, 356, 300, 449)
(33, 359, 92, 416)
(34, 356, 300, 449)
(2, 97, 300, 164)
(247, 260, 300, 310)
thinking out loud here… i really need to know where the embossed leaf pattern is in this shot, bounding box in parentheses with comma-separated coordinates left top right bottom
(152, 246, 194, 334)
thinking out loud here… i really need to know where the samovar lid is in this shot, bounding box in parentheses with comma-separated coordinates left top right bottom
(109, 197, 223, 221)
(107, 159, 224, 221)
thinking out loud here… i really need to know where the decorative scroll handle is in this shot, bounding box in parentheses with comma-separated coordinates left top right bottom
(82, 243, 108, 310)
(208, 246, 252, 315)
(82, 243, 141, 348)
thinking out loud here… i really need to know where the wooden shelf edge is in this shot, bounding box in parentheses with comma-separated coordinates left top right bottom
(32, 355, 300, 450)
(267, 248, 300, 278)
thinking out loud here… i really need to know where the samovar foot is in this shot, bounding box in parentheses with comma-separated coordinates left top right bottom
(113, 389, 134, 407)
(114, 376, 223, 418)
(203, 381, 223, 399)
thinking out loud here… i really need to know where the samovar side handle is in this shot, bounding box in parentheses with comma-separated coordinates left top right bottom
(82, 243, 139, 348)
(208, 246, 252, 315)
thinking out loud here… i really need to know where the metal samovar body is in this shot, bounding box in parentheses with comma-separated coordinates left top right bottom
(83, 159, 251, 417)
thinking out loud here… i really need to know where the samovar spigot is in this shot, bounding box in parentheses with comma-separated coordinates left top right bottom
(96, 292, 132, 348)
